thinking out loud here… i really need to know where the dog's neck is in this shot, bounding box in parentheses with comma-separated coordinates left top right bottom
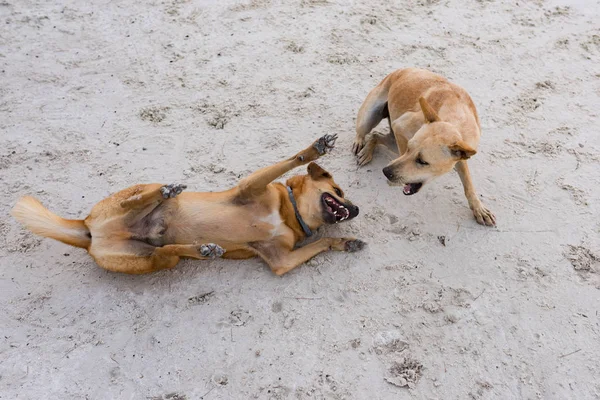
(274, 183, 315, 241)
(286, 185, 312, 237)
(439, 102, 481, 145)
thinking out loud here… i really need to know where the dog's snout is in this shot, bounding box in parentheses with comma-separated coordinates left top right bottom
(348, 204, 359, 218)
(382, 166, 395, 180)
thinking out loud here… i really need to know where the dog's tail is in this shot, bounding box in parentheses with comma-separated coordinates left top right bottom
(11, 196, 91, 249)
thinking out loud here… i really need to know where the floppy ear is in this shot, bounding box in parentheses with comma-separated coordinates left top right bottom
(449, 141, 477, 160)
(307, 162, 332, 180)
(419, 96, 440, 123)
(286, 174, 305, 190)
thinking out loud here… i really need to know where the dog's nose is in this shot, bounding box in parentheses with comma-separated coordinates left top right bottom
(382, 166, 395, 180)
(347, 204, 359, 218)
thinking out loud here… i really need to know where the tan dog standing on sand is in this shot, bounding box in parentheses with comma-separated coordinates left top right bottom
(352, 68, 496, 226)
(12, 135, 364, 276)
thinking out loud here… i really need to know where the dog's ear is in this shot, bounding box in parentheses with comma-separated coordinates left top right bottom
(419, 97, 440, 123)
(449, 141, 477, 160)
(307, 162, 332, 180)
(286, 174, 305, 190)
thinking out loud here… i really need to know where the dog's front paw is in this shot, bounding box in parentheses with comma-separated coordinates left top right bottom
(473, 205, 496, 227)
(329, 238, 366, 252)
(160, 183, 187, 199)
(352, 137, 365, 156)
(199, 243, 226, 258)
(357, 144, 374, 166)
(344, 239, 366, 252)
(313, 134, 338, 155)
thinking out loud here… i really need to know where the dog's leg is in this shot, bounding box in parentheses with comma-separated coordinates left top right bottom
(353, 99, 388, 156)
(455, 161, 496, 226)
(356, 131, 397, 166)
(90, 241, 225, 274)
(254, 238, 366, 276)
(353, 78, 393, 156)
(120, 183, 187, 210)
(237, 134, 337, 197)
(154, 243, 226, 259)
(119, 183, 187, 224)
(88, 239, 182, 274)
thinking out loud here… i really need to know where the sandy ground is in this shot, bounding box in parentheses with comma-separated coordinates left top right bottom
(1, 0, 599, 399)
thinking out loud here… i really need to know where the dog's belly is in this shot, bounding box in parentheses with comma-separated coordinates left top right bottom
(164, 200, 283, 245)
(130, 202, 171, 246)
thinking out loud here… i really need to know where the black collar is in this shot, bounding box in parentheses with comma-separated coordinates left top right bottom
(286, 186, 313, 237)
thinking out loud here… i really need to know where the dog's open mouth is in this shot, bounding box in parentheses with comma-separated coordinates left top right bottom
(403, 182, 423, 196)
(322, 193, 355, 223)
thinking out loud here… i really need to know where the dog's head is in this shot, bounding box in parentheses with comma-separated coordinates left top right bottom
(286, 162, 359, 229)
(382, 97, 477, 195)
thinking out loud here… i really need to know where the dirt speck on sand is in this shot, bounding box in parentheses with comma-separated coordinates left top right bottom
(565, 245, 598, 272)
(385, 358, 424, 389)
(558, 179, 588, 206)
(372, 331, 409, 355)
(188, 291, 214, 305)
(285, 41, 305, 53)
(139, 106, 170, 123)
(207, 110, 229, 129)
(150, 393, 187, 400)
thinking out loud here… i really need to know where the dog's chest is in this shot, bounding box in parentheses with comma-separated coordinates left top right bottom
(258, 210, 286, 238)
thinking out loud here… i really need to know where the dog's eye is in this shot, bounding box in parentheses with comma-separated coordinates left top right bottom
(416, 157, 429, 166)
(334, 188, 343, 197)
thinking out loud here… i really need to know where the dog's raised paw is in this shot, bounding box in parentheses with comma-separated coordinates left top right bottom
(313, 134, 338, 155)
(160, 184, 187, 199)
(344, 239, 366, 252)
(199, 243, 225, 258)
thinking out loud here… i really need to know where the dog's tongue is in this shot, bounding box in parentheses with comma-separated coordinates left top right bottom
(403, 184, 412, 195)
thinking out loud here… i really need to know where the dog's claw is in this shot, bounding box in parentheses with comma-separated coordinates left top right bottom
(313, 134, 338, 155)
(160, 183, 187, 199)
(199, 243, 225, 258)
(357, 146, 373, 166)
(344, 239, 366, 252)
(473, 206, 496, 227)
(352, 139, 364, 156)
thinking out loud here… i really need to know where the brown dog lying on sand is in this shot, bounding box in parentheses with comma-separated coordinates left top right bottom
(352, 68, 496, 226)
(12, 135, 364, 275)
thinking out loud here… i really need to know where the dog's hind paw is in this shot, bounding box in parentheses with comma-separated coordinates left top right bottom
(160, 183, 187, 199)
(199, 243, 226, 258)
(313, 134, 338, 155)
(344, 239, 366, 253)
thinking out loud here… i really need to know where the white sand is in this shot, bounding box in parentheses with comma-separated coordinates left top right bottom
(1, 0, 599, 398)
